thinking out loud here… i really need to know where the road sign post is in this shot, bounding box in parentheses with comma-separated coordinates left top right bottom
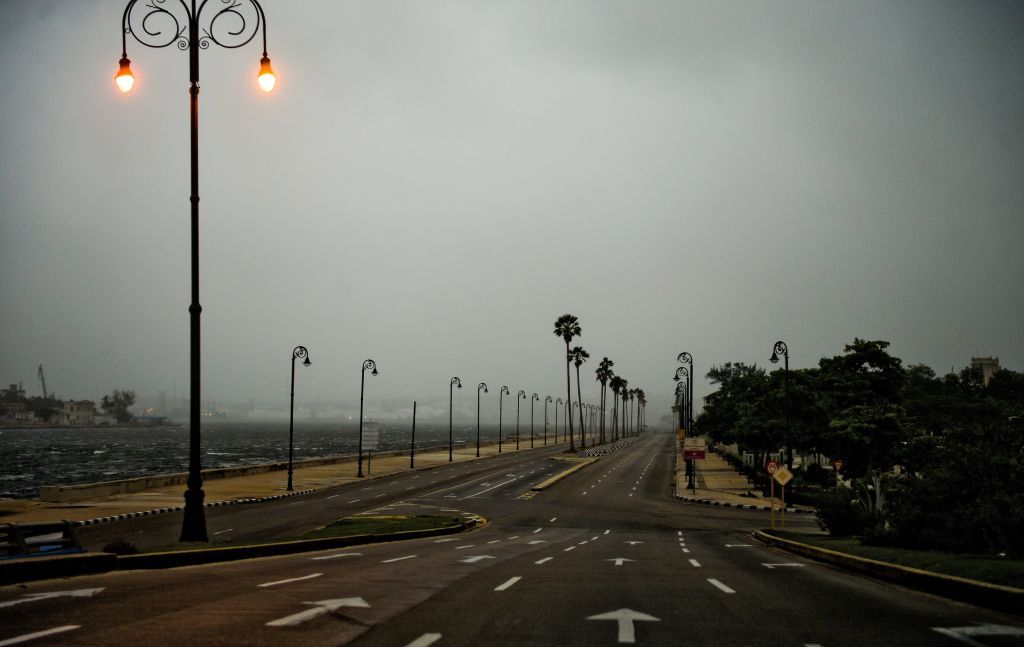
(766, 460, 779, 528)
(773, 465, 793, 529)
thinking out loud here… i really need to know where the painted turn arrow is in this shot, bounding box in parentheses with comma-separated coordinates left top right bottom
(587, 608, 660, 644)
(460, 555, 496, 564)
(0, 588, 105, 609)
(265, 597, 370, 627)
(606, 558, 634, 567)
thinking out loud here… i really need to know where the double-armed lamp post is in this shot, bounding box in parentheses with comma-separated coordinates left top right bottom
(516, 390, 526, 450)
(544, 396, 552, 445)
(357, 360, 379, 478)
(115, 0, 276, 542)
(287, 346, 311, 491)
(449, 377, 462, 461)
(677, 352, 694, 436)
(770, 341, 792, 468)
(530, 393, 539, 448)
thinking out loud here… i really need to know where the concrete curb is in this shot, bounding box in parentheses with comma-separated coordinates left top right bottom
(531, 459, 597, 491)
(72, 488, 318, 528)
(677, 495, 814, 514)
(0, 517, 480, 585)
(752, 529, 1024, 617)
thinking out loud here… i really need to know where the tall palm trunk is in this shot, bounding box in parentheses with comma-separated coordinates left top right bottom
(565, 341, 575, 453)
(610, 392, 618, 441)
(575, 363, 586, 449)
(599, 383, 605, 444)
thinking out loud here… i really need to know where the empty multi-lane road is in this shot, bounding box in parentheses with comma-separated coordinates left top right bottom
(2, 433, 1021, 646)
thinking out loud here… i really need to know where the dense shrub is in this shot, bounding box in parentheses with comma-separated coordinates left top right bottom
(813, 489, 875, 537)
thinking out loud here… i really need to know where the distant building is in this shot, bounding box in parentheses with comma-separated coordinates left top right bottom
(0, 401, 31, 423)
(971, 356, 1001, 386)
(63, 400, 96, 426)
(2, 383, 26, 401)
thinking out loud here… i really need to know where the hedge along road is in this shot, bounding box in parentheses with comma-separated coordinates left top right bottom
(3, 433, 1021, 647)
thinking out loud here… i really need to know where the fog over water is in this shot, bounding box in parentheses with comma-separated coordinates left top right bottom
(1, 1, 1022, 424)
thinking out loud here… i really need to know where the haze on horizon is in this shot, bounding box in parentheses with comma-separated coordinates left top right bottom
(1, 1, 1022, 420)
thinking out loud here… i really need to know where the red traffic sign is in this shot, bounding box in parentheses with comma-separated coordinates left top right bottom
(766, 460, 779, 475)
(833, 459, 844, 471)
(683, 449, 706, 460)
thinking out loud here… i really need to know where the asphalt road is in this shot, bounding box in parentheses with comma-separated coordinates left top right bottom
(2, 432, 1022, 646)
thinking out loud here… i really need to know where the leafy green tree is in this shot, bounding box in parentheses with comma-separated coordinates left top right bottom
(553, 314, 581, 452)
(569, 346, 590, 448)
(101, 389, 136, 424)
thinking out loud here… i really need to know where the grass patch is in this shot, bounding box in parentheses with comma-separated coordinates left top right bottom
(768, 530, 1024, 589)
(300, 515, 462, 540)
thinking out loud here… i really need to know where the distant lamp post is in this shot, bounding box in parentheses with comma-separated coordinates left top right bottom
(286, 346, 311, 492)
(116, 0, 276, 543)
(770, 340, 792, 469)
(555, 397, 563, 443)
(543, 396, 552, 445)
(357, 359, 379, 478)
(498, 386, 509, 453)
(516, 390, 526, 450)
(674, 366, 689, 436)
(449, 377, 462, 462)
(476, 382, 489, 457)
(530, 393, 539, 448)
(677, 352, 694, 438)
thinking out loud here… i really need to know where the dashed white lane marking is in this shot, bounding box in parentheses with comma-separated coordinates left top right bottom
(578, 540, 589, 545)
(708, 578, 736, 593)
(212, 528, 233, 535)
(527, 540, 547, 545)
(535, 557, 553, 565)
(382, 555, 417, 563)
(0, 626, 80, 646)
(763, 563, 806, 569)
(725, 544, 754, 548)
(434, 538, 460, 543)
(604, 530, 611, 535)
(347, 499, 361, 504)
(326, 494, 339, 499)
(311, 552, 362, 561)
(564, 546, 576, 552)
(487, 540, 501, 544)
(375, 493, 388, 498)
(455, 545, 475, 550)
(591, 536, 599, 541)
(533, 528, 543, 533)
(582, 491, 589, 495)
(682, 548, 690, 553)
(405, 634, 443, 647)
(361, 487, 372, 491)
(494, 576, 522, 591)
(677, 531, 682, 536)
(550, 517, 557, 522)
(689, 559, 701, 568)
(507, 536, 520, 540)
(259, 573, 322, 588)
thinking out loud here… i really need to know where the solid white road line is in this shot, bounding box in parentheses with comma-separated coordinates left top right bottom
(0, 626, 80, 646)
(259, 573, 322, 588)
(212, 529, 233, 535)
(455, 545, 475, 550)
(311, 552, 362, 560)
(564, 546, 576, 552)
(405, 634, 443, 647)
(535, 557, 553, 564)
(347, 499, 361, 504)
(494, 576, 522, 591)
(689, 559, 701, 567)
(707, 578, 736, 593)
(326, 494, 339, 499)
(382, 555, 417, 563)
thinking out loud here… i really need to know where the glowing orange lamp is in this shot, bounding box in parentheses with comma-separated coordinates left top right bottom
(257, 55, 276, 93)
(115, 55, 135, 93)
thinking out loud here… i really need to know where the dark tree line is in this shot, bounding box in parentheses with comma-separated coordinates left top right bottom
(697, 339, 1023, 556)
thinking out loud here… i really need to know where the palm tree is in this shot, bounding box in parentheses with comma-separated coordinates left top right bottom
(609, 375, 623, 441)
(635, 388, 646, 435)
(569, 345, 590, 449)
(619, 380, 630, 436)
(595, 358, 614, 445)
(553, 314, 581, 452)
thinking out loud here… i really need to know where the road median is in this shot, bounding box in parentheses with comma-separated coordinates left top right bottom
(531, 458, 597, 491)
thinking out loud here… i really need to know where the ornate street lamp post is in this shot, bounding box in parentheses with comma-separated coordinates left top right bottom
(287, 346, 311, 491)
(543, 396, 552, 445)
(449, 377, 462, 461)
(498, 386, 509, 453)
(677, 352, 694, 437)
(476, 382, 489, 457)
(116, 0, 276, 542)
(770, 340, 792, 469)
(515, 390, 526, 450)
(530, 393, 539, 448)
(357, 359, 378, 478)
(674, 366, 689, 436)
(555, 397, 562, 443)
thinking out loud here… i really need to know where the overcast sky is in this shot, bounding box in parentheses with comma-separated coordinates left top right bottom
(1, 0, 1022, 418)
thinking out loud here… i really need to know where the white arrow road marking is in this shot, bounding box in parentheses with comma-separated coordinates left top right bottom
(527, 540, 547, 545)
(0, 625, 80, 646)
(763, 563, 806, 569)
(624, 541, 643, 545)
(0, 588, 105, 609)
(405, 633, 442, 647)
(932, 624, 1024, 646)
(725, 544, 753, 548)
(312, 552, 362, 561)
(259, 573, 322, 588)
(535, 557, 553, 565)
(266, 597, 371, 627)
(587, 608, 660, 644)
(494, 576, 522, 591)
(382, 555, 417, 563)
(607, 558, 634, 566)
(460, 555, 496, 564)
(707, 579, 736, 593)
(688, 559, 701, 567)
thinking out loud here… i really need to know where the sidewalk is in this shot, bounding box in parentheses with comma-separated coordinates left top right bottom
(0, 440, 557, 526)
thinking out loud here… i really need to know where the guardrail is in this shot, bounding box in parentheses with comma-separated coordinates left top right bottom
(1, 521, 84, 559)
